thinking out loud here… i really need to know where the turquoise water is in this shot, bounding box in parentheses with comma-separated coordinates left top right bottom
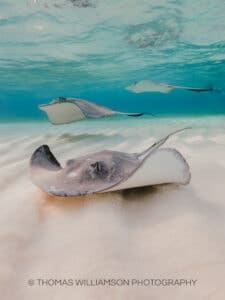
(0, 0, 225, 120)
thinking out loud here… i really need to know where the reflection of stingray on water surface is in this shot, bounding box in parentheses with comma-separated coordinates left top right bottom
(29, 0, 94, 8)
(126, 9, 182, 49)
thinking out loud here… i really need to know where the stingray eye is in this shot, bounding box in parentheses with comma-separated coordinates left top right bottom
(91, 161, 102, 173)
(134, 81, 137, 85)
(89, 161, 109, 179)
(58, 96, 67, 102)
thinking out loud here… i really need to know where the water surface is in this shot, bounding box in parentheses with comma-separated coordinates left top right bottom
(0, 0, 225, 119)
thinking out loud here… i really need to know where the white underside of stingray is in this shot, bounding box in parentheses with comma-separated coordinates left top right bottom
(39, 97, 143, 125)
(106, 148, 190, 192)
(126, 80, 213, 94)
(30, 128, 191, 197)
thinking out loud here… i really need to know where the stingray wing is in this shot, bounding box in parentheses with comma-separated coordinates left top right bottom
(107, 148, 191, 192)
(39, 101, 86, 124)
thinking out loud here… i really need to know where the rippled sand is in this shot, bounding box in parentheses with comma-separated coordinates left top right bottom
(0, 116, 225, 299)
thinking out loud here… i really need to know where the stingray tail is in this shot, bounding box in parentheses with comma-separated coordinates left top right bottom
(173, 85, 214, 92)
(125, 112, 144, 117)
(138, 127, 191, 160)
(116, 111, 158, 117)
(116, 111, 144, 117)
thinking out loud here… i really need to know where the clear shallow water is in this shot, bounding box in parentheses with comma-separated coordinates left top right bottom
(1, 115, 225, 138)
(0, 0, 225, 119)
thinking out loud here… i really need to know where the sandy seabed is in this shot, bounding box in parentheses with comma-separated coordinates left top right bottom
(0, 116, 225, 299)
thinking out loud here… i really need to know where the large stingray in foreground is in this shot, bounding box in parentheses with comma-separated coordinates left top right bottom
(39, 97, 143, 125)
(30, 128, 191, 196)
(126, 80, 213, 94)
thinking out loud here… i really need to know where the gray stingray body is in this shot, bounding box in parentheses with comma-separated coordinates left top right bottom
(126, 80, 213, 94)
(30, 128, 191, 196)
(51, 98, 115, 118)
(39, 97, 143, 125)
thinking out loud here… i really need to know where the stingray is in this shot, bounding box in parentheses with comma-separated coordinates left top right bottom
(126, 80, 213, 94)
(30, 128, 191, 196)
(39, 97, 143, 125)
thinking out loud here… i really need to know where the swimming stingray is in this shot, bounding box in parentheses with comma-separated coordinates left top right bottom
(30, 128, 191, 196)
(126, 80, 213, 94)
(39, 97, 143, 125)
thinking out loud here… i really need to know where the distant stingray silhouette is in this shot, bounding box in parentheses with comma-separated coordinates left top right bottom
(126, 80, 214, 94)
